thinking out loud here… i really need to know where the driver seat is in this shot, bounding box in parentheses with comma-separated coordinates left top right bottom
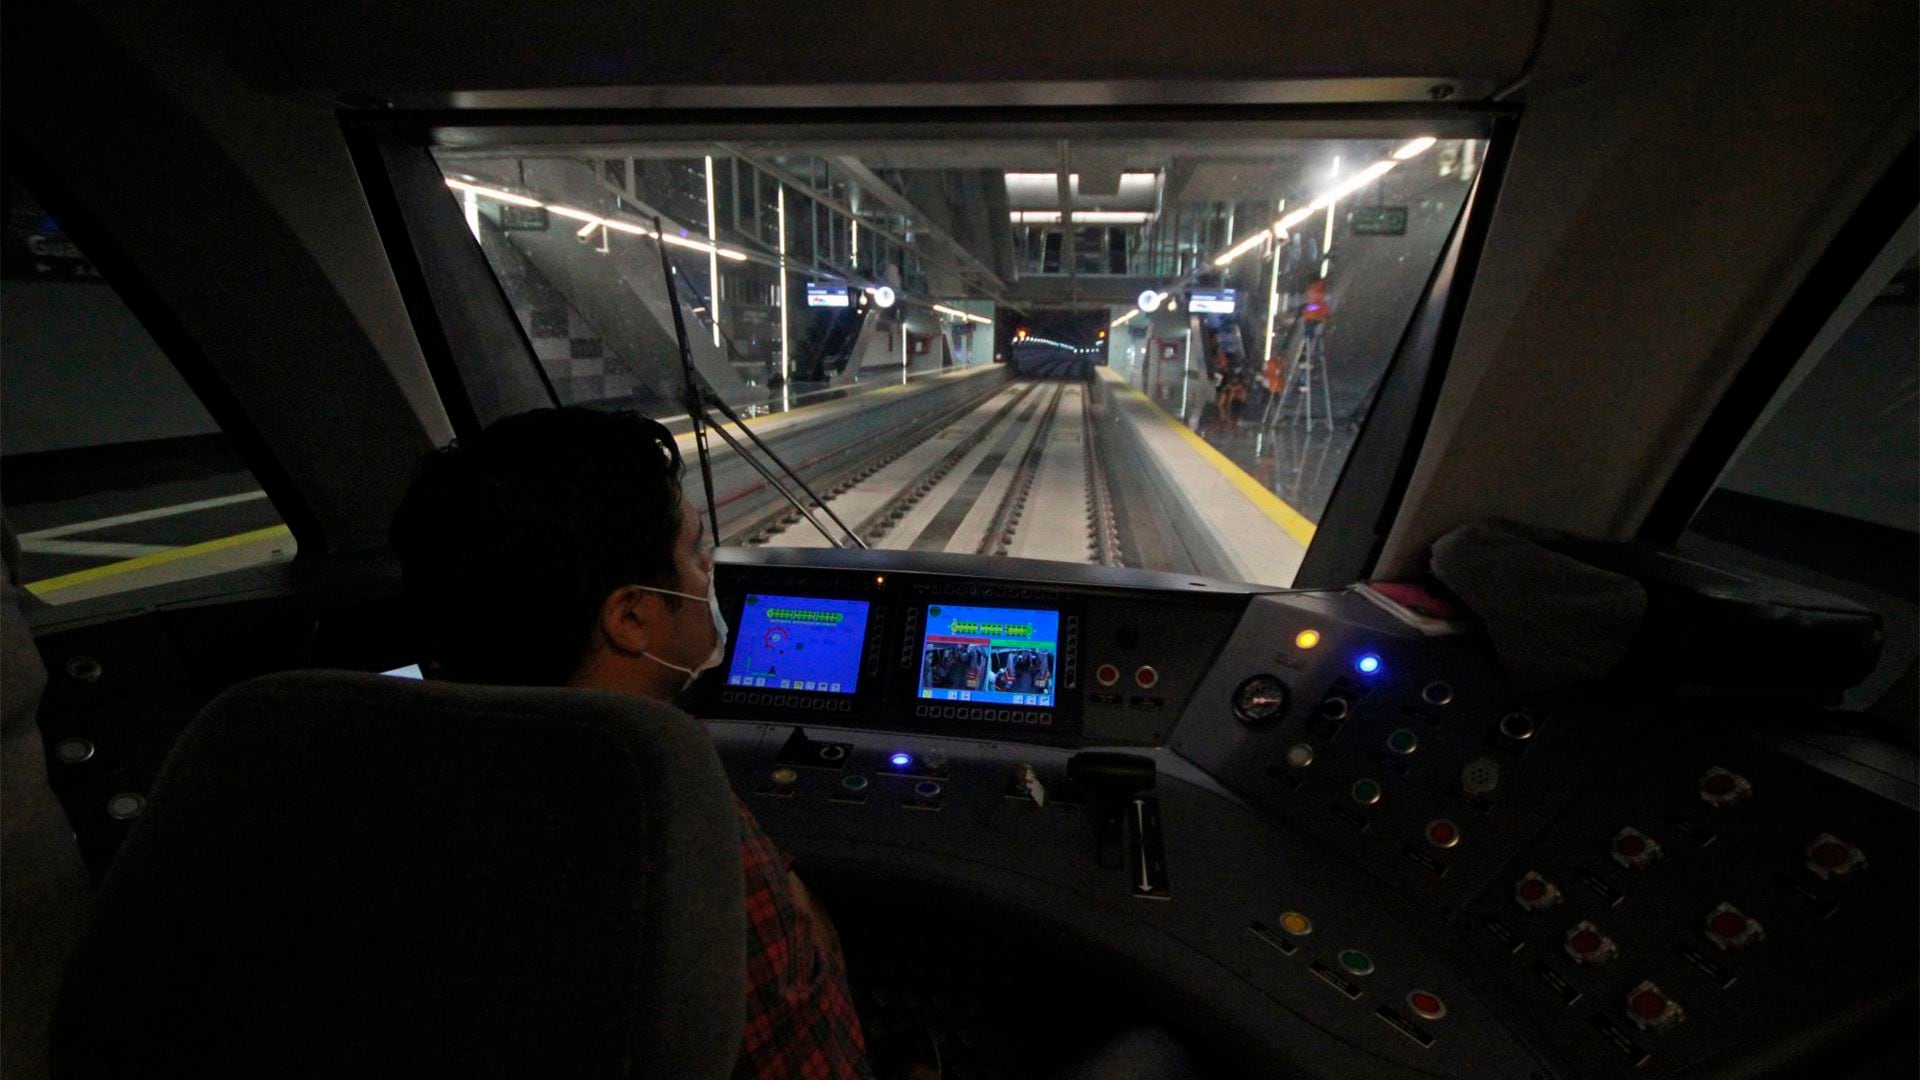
(52, 670, 746, 1079)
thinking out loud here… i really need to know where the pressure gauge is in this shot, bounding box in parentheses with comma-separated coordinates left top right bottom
(1232, 674, 1290, 725)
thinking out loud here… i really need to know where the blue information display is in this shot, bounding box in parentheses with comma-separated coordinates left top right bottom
(918, 604, 1061, 709)
(725, 594, 870, 695)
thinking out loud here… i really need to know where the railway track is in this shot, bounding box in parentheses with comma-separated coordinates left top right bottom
(751, 378, 1125, 565)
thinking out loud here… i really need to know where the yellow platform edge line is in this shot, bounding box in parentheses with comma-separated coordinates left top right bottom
(1099, 369, 1318, 548)
(25, 524, 294, 595)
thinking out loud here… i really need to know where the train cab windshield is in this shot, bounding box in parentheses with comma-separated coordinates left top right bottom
(423, 128, 1487, 587)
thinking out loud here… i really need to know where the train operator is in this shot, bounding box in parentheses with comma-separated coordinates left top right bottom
(390, 407, 875, 1080)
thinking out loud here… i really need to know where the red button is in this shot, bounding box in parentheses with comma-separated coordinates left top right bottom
(1518, 879, 1547, 902)
(1569, 929, 1603, 955)
(1407, 991, 1446, 1020)
(1135, 666, 1159, 689)
(1096, 664, 1119, 687)
(1616, 834, 1647, 857)
(1811, 840, 1849, 868)
(1709, 911, 1748, 939)
(1427, 820, 1460, 848)
(1702, 774, 1737, 797)
(1629, 989, 1667, 1020)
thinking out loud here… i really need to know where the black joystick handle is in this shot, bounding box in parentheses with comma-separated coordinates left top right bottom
(1068, 752, 1156, 869)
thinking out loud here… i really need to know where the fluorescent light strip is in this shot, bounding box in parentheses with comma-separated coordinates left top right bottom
(777, 184, 790, 413)
(1210, 141, 1438, 270)
(1109, 308, 1141, 329)
(1213, 230, 1269, 267)
(704, 156, 721, 347)
(444, 179, 748, 261)
(932, 304, 993, 325)
(1310, 160, 1397, 211)
(1276, 206, 1316, 232)
(671, 234, 749, 261)
(1393, 136, 1437, 160)
(444, 178, 542, 208)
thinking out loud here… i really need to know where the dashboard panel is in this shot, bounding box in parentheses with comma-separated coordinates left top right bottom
(25, 548, 1914, 1078)
(694, 549, 1250, 748)
(702, 548, 1919, 1079)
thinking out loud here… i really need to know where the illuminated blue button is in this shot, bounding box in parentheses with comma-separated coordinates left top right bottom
(889, 752, 913, 769)
(1356, 654, 1383, 675)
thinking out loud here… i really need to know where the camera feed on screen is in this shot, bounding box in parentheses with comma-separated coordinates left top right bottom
(918, 605, 1061, 709)
(726, 594, 871, 694)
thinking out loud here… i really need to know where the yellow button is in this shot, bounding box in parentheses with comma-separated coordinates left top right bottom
(1279, 911, 1313, 936)
(771, 767, 799, 785)
(1295, 629, 1322, 650)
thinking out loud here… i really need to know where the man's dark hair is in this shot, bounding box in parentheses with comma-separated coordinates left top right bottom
(391, 407, 686, 686)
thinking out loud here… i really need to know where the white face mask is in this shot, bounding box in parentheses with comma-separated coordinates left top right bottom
(634, 572, 728, 690)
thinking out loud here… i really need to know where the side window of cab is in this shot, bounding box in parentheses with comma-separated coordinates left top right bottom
(1677, 252, 1918, 718)
(1, 172, 296, 605)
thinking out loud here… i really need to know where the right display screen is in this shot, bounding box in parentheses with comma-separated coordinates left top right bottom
(918, 604, 1061, 709)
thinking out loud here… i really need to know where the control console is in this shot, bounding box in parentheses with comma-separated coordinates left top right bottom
(699, 549, 1918, 1079)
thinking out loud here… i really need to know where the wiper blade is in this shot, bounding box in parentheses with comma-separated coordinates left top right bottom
(691, 369, 866, 549)
(650, 218, 867, 550)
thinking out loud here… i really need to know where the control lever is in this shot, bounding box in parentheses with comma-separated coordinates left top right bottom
(775, 727, 852, 770)
(1067, 752, 1156, 870)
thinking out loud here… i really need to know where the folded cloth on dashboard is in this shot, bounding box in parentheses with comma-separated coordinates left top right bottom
(1429, 520, 1648, 693)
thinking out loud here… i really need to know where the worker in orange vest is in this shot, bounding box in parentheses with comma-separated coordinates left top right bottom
(1301, 277, 1331, 350)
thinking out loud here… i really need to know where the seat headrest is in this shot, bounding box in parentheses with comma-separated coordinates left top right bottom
(54, 670, 745, 1080)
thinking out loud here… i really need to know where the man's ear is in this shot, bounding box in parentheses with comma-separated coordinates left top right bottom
(595, 585, 664, 657)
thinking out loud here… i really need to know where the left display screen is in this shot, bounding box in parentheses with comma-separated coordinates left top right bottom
(725, 593, 871, 695)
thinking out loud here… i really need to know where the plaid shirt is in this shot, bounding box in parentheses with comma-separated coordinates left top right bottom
(732, 798, 874, 1080)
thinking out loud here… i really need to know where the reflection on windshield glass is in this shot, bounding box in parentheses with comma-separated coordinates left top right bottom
(432, 132, 1483, 586)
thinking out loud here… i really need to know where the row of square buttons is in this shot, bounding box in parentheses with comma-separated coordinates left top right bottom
(720, 690, 852, 712)
(912, 704, 1052, 726)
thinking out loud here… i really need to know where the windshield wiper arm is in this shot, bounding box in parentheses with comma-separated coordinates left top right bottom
(689, 368, 866, 549)
(650, 218, 867, 550)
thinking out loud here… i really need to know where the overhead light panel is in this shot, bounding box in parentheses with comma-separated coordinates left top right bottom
(1010, 210, 1154, 225)
(1068, 211, 1154, 225)
(1109, 308, 1142, 329)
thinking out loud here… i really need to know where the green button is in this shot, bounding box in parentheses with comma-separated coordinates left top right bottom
(1387, 729, 1418, 755)
(1351, 779, 1382, 806)
(1338, 949, 1376, 976)
(842, 774, 869, 791)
